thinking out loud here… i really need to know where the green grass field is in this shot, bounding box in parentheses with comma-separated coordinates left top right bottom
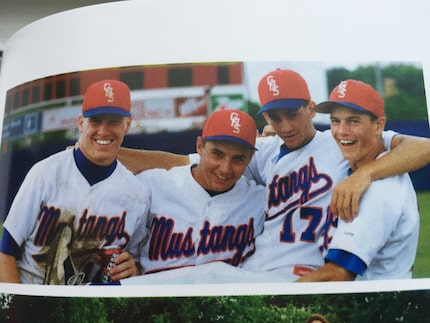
(413, 191, 430, 278)
(0, 191, 429, 279)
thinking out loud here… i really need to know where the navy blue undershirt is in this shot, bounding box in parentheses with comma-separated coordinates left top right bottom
(277, 144, 292, 162)
(73, 148, 117, 186)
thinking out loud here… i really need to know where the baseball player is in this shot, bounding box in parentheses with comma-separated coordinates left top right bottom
(296, 80, 419, 281)
(135, 110, 265, 274)
(0, 80, 149, 285)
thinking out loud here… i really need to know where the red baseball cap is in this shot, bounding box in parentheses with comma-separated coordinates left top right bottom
(315, 79, 384, 118)
(257, 69, 311, 115)
(202, 109, 257, 150)
(82, 79, 131, 117)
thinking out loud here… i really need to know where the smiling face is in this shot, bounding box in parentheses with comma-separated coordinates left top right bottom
(330, 105, 386, 171)
(78, 114, 131, 166)
(263, 103, 316, 150)
(192, 138, 254, 193)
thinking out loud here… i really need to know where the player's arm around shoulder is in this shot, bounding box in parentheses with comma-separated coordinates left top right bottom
(330, 132, 430, 222)
(389, 133, 430, 171)
(369, 131, 430, 182)
(117, 147, 190, 175)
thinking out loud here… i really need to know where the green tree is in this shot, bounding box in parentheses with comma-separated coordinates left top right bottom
(6, 296, 110, 323)
(382, 64, 427, 120)
(247, 99, 267, 129)
(326, 64, 427, 121)
(326, 67, 353, 91)
(346, 290, 430, 322)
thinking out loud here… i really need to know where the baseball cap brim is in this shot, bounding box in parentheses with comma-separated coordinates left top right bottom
(257, 99, 306, 115)
(83, 106, 132, 118)
(204, 135, 257, 150)
(315, 101, 374, 116)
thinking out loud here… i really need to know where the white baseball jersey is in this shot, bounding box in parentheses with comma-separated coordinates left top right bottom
(323, 154, 420, 280)
(240, 129, 396, 281)
(3, 149, 149, 285)
(135, 164, 265, 274)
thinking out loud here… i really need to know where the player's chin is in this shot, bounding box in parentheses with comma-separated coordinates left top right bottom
(282, 137, 301, 150)
(93, 153, 117, 166)
(337, 144, 355, 156)
(211, 179, 236, 192)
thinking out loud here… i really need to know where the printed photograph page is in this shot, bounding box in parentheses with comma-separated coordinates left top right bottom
(0, 0, 429, 303)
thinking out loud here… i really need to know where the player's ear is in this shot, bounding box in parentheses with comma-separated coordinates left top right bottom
(78, 115, 84, 133)
(375, 116, 386, 134)
(124, 117, 132, 134)
(307, 101, 316, 118)
(262, 112, 270, 124)
(196, 136, 204, 156)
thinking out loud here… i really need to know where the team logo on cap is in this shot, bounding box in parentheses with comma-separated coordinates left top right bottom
(266, 75, 280, 96)
(104, 82, 115, 103)
(230, 112, 241, 134)
(337, 81, 348, 98)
